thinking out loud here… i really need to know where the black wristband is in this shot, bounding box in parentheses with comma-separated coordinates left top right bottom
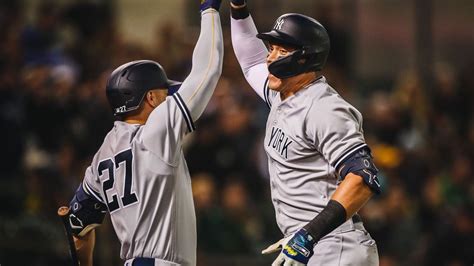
(231, 5, 250, 20)
(303, 200, 347, 244)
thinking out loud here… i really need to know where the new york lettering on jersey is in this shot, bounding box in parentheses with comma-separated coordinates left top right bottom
(267, 126, 293, 159)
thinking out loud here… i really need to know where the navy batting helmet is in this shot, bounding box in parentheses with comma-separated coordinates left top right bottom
(106, 60, 181, 116)
(257, 13, 330, 79)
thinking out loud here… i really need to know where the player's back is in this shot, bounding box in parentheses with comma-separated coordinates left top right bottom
(70, 7, 223, 266)
(86, 110, 196, 264)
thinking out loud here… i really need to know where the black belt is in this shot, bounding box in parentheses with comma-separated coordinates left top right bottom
(352, 213, 362, 224)
(132, 258, 155, 266)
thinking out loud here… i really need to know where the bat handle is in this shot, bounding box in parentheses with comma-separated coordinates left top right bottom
(58, 207, 80, 266)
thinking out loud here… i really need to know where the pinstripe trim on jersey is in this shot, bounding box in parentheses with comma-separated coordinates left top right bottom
(263, 78, 271, 108)
(333, 143, 368, 170)
(82, 181, 105, 204)
(173, 92, 196, 132)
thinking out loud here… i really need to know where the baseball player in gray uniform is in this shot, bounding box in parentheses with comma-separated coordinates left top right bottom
(64, 1, 223, 265)
(229, 1, 380, 265)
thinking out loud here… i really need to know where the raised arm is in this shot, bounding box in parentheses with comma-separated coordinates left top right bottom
(230, 1, 269, 100)
(140, 1, 223, 161)
(177, 1, 224, 122)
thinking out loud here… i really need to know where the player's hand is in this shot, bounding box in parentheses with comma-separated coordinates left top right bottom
(267, 229, 316, 266)
(200, 0, 222, 12)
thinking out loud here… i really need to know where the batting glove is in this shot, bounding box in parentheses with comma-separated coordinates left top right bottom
(200, 0, 222, 12)
(268, 229, 316, 266)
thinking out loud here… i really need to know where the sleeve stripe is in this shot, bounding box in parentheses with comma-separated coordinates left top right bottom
(333, 143, 368, 169)
(173, 93, 196, 132)
(82, 182, 105, 204)
(263, 78, 268, 103)
(263, 78, 271, 108)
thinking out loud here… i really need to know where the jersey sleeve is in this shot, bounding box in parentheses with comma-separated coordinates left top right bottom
(140, 95, 193, 164)
(176, 9, 223, 122)
(82, 165, 106, 205)
(306, 98, 367, 170)
(138, 9, 222, 164)
(231, 15, 276, 107)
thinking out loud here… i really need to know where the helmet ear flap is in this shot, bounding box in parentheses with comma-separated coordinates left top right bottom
(307, 51, 327, 72)
(268, 49, 313, 79)
(268, 51, 297, 79)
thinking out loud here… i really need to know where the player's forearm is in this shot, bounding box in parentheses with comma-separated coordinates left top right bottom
(231, 14, 268, 75)
(74, 229, 96, 266)
(300, 173, 373, 245)
(331, 172, 373, 218)
(230, 13, 270, 100)
(178, 9, 223, 121)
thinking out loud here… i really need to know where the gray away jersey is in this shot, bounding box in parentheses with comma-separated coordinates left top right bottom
(80, 9, 223, 265)
(231, 16, 366, 236)
(263, 77, 366, 235)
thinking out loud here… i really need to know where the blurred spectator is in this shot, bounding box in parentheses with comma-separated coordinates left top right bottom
(193, 173, 255, 255)
(21, 1, 62, 66)
(187, 77, 266, 199)
(0, 59, 25, 176)
(62, 1, 116, 79)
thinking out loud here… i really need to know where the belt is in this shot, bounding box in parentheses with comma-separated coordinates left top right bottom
(331, 213, 364, 234)
(125, 258, 179, 266)
(132, 258, 154, 266)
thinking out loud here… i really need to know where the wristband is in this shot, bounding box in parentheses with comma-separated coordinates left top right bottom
(231, 3, 249, 19)
(302, 200, 347, 243)
(231, 0, 246, 6)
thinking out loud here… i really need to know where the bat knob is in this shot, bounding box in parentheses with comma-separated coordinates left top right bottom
(58, 206, 70, 217)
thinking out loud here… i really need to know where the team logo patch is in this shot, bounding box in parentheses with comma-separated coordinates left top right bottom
(69, 214, 84, 229)
(363, 169, 381, 188)
(115, 105, 127, 113)
(274, 18, 285, 31)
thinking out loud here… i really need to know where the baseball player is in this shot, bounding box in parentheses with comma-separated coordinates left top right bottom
(64, 1, 223, 265)
(229, 1, 380, 265)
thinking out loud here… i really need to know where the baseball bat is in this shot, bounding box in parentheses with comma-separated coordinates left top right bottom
(58, 206, 80, 266)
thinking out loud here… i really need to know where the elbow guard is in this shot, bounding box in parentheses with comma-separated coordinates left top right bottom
(68, 183, 107, 237)
(336, 146, 381, 194)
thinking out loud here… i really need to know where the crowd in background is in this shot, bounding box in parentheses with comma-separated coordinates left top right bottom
(0, 1, 473, 265)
